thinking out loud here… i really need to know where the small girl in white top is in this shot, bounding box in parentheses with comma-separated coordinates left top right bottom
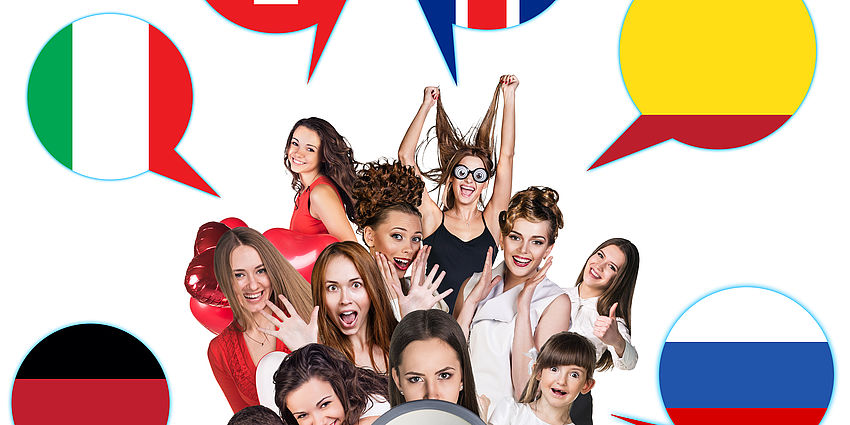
(488, 332, 596, 425)
(565, 238, 640, 425)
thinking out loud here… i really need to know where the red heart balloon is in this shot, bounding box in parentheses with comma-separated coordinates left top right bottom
(220, 217, 248, 229)
(185, 249, 229, 307)
(194, 221, 230, 256)
(189, 297, 233, 335)
(262, 228, 338, 282)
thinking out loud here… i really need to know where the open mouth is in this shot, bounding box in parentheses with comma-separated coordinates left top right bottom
(512, 256, 532, 267)
(393, 257, 411, 271)
(550, 387, 568, 397)
(290, 157, 306, 166)
(459, 184, 475, 198)
(243, 290, 264, 302)
(589, 268, 601, 279)
(339, 311, 358, 328)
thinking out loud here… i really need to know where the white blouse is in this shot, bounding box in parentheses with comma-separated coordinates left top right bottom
(563, 286, 637, 370)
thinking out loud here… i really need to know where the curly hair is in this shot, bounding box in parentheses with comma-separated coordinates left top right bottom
(498, 186, 564, 243)
(274, 344, 388, 425)
(416, 82, 502, 210)
(352, 159, 424, 235)
(284, 117, 358, 221)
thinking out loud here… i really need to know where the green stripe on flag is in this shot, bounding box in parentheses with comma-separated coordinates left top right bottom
(28, 24, 72, 169)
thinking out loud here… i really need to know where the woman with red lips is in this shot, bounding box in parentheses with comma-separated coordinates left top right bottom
(208, 227, 315, 413)
(351, 160, 451, 318)
(285, 117, 358, 242)
(560, 238, 640, 425)
(453, 187, 571, 412)
(398, 75, 519, 312)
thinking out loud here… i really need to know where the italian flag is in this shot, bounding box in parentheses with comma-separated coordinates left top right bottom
(28, 14, 198, 187)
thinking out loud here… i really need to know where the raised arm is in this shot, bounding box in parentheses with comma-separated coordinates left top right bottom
(399, 87, 443, 235)
(454, 247, 501, 338)
(484, 75, 518, 241)
(309, 184, 357, 242)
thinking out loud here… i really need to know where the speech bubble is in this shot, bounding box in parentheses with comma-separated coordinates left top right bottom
(27, 14, 217, 196)
(205, 0, 346, 81)
(417, 0, 558, 82)
(590, 0, 816, 169)
(614, 286, 834, 425)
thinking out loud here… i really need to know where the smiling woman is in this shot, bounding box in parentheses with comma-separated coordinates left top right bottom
(208, 227, 314, 412)
(285, 117, 359, 242)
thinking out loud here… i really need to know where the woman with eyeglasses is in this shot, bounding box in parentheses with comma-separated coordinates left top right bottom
(397, 75, 518, 312)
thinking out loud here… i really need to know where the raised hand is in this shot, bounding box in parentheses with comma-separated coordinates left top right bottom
(422, 86, 439, 110)
(464, 247, 502, 308)
(375, 251, 401, 299)
(258, 294, 319, 351)
(500, 74, 519, 96)
(593, 302, 625, 347)
(516, 256, 553, 311)
(389, 247, 452, 317)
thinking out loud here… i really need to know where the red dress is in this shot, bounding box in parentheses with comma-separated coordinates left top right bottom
(208, 321, 291, 412)
(289, 175, 343, 235)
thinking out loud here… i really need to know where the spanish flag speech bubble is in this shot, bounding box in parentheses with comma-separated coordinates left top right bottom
(589, 0, 816, 169)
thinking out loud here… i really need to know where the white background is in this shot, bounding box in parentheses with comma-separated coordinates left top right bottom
(2, 1, 848, 424)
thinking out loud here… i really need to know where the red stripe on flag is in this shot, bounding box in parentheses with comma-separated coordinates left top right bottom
(666, 408, 828, 425)
(468, 0, 506, 29)
(12, 379, 169, 425)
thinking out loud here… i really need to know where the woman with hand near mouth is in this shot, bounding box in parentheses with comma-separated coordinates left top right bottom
(352, 160, 451, 319)
(274, 343, 390, 425)
(454, 187, 570, 411)
(398, 75, 519, 312)
(285, 117, 358, 242)
(208, 227, 315, 413)
(561, 238, 640, 425)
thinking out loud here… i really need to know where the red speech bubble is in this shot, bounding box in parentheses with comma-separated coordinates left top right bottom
(206, 0, 346, 81)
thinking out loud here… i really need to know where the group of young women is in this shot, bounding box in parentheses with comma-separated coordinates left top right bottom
(208, 75, 641, 425)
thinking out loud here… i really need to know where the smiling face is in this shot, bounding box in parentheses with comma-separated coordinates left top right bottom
(229, 245, 272, 315)
(323, 255, 372, 337)
(449, 155, 488, 207)
(285, 377, 345, 425)
(288, 126, 322, 176)
(501, 218, 554, 280)
(364, 210, 423, 279)
(581, 244, 627, 298)
(392, 338, 463, 404)
(536, 364, 594, 410)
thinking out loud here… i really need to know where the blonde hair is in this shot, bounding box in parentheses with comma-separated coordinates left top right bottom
(213, 227, 314, 330)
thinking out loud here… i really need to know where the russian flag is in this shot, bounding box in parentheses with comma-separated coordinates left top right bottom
(455, 0, 556, 29)
(659, 287, 833, 425)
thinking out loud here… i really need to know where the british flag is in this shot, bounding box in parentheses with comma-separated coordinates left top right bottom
(456, 0, 557, 29)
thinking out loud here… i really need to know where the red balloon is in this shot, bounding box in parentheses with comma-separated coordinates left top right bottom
(263, 228, 338, 282)
(194, 221, 230, 256)
(189, 298, 233, 335)
(220, 217, 248, 229)
(185, 249, 229, 307)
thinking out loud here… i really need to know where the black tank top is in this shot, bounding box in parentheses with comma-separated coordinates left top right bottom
(423, 212, 499, 313)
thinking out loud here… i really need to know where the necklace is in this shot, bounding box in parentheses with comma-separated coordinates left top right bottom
(243, 330, 269, 346)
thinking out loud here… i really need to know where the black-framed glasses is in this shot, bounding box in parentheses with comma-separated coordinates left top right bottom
(452, 164, 489, 183)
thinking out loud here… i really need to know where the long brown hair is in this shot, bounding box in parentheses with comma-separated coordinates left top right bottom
(284, 117, 358, 220)
(274, 344, 388, 425)
(388, 310, 480, 415)
(213, 227, 314, 329)
(417, 82, 502, 210)
(311, 241, 398, 371)
(575, 238, 640, 371)
(519, 332, 596, 403)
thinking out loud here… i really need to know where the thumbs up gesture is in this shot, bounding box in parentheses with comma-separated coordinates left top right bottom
(593, 302, 625, 347)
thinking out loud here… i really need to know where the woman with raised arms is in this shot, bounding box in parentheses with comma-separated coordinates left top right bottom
(398, 75, 518, 312)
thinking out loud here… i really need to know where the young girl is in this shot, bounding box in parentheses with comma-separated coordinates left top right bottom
(563, 238, 640, 425)
(274, 343, 389, 425)
(285, 117, 358, 242)
(487, 332, 597, 425)
(454, 187, 570, 406)
(388, 309, 481, 417)
(208, 227, 315, 412)
(398, 75, 518, 312)
(352, 159, 451, 318)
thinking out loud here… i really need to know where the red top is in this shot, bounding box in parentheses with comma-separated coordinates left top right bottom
(289, 175, 343, 235)
(208, 321, 291, 412)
